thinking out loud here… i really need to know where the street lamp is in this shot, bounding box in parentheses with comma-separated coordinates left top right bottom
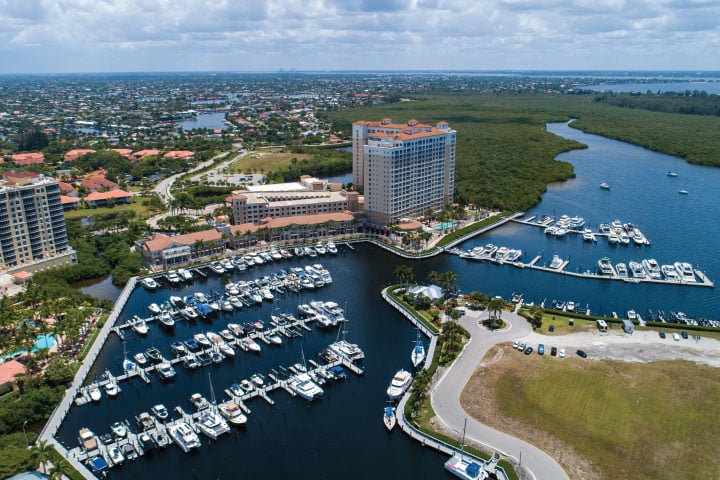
(22, 420, 29, 449)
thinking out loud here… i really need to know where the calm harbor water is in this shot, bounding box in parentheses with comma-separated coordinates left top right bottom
(61, 121, 720, 478)
(583, 81, 720, 94)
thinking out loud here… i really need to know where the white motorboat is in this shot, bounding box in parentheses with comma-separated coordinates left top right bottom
(674, 262, 696, 282)
(166, 270, 182, 284)
(628, 261, 646, 279)
(607, 231, 619, 244)
(110, 421, 127, 438)
(131, 317, 149, 335)
(151, 404, 169, 421)
(288, 373, 324, 401)
(582, 229, 595, 242)
(197, 410, 230, 440)
(108, 445, 125, 466)
(315, 242, 327, 255)
(158, 311, 175, 328)
(169, 295, 184, 308)
(88, 384, 102, 402)
(328, 338, 364, 362)
(615, 262, 628, 278)
(218, 342, 235, 357)
(218, 401, 248, 426)
(141, 277, 159, 290)
(266, 333, 282, 345)
(239, 379, 254, 393)
(383, 406, 396, 431)
(194, 292, 209, 304)
(548, 255, 564, 269)
(386, 369, 412, 400)
(411, 330, 426, 369)
(194, 333, 211, 348)
(104, 380, 119, 398)
(210, 262, 225, 274)
(597, 257, 614, 276)
(168, 422, 201, 453)
(642, 259, 662, 280)
(181, 306, 199, 320)
(133, 352, 148, 367)
(661, 264, 680, 281)
(251, 374, 264, 387)
(241, 337, 261, 353)
(444, 452, 489, 480)
(190, 393, 210, 411)
(148, 303, 162, 315)
(156, 362, 176, 380)
(599, 182, 610, 190)
(177, 268, 193, 281)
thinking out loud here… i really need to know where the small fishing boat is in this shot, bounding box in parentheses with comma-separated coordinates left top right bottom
(110, 421, 127, 438)
(383, 405, 396, 431)
(148, 303, 162, 315)
(151, 404, 169, 421)
(88, 384, 102, 402)
(141, 277, 159, 290)
(104, 380, 119, 398)
(599, 182, 610, 190)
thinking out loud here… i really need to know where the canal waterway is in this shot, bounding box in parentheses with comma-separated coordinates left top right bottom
(60, 121, 720, 478)
(178, 112, 228, 131)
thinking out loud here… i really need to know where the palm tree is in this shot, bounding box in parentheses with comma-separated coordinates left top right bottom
(49, 457, 70, 480)
(34, 439, 51, 474)
(393, 264, 415, 285)
(488, 297, 505, 322)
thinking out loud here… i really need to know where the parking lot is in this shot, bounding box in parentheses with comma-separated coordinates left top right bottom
(515, 328, 720, 366)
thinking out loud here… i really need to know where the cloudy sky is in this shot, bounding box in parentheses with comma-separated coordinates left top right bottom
(0, 0, 718, 73)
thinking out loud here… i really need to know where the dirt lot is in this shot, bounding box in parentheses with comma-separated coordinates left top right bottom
(461, 330, 720, 480)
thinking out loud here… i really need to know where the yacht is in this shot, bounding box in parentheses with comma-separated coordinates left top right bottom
(210, 262, 225, 274)
(241, 337, 262, 353)
(597, 257, 614, 276)
(190, 393, 210, 411)
(674, 262, 696, 282)
(411, 330, 426, 369)
(628, 261, 647, 279)
(615, 262, 628, 278)
(168, 422, 201, 453)
(288, 373, 324, 401)
(607, 231, 619, 244)
(181, 306, 199, 320)
(169, 296, 185, 308)
(494, 246, 509, 261)
(133, 352, 148, 367)
(642, 259, 663, 280)
(108, 445, 124, 466)
(619, 231, 631, 245)
(326, 241, 338, 254)
(141, 277, 159, 290)
(293, 247, 305, 257)
(197, 410, 230, 440)
(582, 229, 595, 242)
(104, 380, 119, 398)
(158, 311, 175, 328)
(194, 333, 212, 348)
(315, 242, 327, 255)
(148, 303, 162, 315)
(383, 406, 396, 431)
(328, 339, 364, 362)
(110, 421, 127, 438)
(218, 401, 248, 426)
(548, 255, 564, 269)
(661, 264, 680, 281)
(386, 369, 413, 400)
(151, 404, 169, 421)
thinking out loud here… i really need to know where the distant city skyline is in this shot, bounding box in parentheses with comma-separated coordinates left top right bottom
(1, 0, 719, 74)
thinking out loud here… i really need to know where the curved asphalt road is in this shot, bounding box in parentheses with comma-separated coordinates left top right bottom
(431, 311, 569, 480)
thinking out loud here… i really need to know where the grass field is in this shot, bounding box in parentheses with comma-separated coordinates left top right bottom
(63, 201, 153, 221)
(226, 151, 314, 174)
(465, 348, 720, 480)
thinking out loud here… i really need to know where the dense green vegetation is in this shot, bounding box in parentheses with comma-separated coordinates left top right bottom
(593, 91, 720, 117)
(322, 93, 720, 210)
(0, 432, 39, 478)
(262, 146, 351, 184)
(173, 185, 235, 210)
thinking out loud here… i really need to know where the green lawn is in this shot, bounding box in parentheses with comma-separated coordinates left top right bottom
(63, 201, 155, 221)
(494, 358, 720, 479)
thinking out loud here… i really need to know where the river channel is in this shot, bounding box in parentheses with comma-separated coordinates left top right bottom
(63, 121, 720, 479)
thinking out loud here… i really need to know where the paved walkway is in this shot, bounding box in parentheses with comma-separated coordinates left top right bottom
(431, 310, 569, 480)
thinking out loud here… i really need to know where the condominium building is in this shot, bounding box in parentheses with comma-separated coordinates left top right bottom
(352, 118, 456, 225)
(229, 176, 360, 225)
(0, 173, 73, 270)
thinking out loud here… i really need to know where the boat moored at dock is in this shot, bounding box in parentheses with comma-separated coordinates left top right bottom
(168, 422, 201, 453)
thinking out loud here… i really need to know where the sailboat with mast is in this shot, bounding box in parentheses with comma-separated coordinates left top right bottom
(444, 419, 489, 479)
(197, 373, 230, 440)
(679, 181, 688, 195)
(410, 329, 426, 369)
(328, 324, 365, 362)
(667, 159, 678, 177)
(121, 341, 137, 374)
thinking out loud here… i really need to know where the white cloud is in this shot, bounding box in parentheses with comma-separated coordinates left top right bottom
(0, 0, 717, 72)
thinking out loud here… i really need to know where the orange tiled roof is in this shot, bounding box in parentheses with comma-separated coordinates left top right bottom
(64, 149, 96, 161)
(163, 150, 194, 159)
(12, 152, 44, 165)
(133, 149, 161, 159)
(0, 360, 25, 385)
(142, 230, 223, 253)
(111, 148, 133, 158)
(230, 212, 354, 235)
(85, 190, 131, 202)
(60, 196, 81, 204)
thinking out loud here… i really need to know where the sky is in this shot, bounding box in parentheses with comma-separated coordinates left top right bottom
(0, 0, 718, 74)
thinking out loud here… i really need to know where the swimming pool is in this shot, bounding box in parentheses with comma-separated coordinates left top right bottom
(434, 221, 455, 230)
(1, 334, 58, 361)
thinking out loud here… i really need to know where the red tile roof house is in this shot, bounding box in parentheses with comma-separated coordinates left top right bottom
(132, 149, 161, 161)
(85, 189, 132, 207)
(137, 230, 225, 269)
(111, 148, 133, 158)
(11, 152, 44, 165)
(64, 149, 96, 162)
(58, 181, 79, 197)
(80, 170, 117, 192)
(0, 360, 25, 394)
(60, 196, 81, 210)
(163, 150, 194, 160)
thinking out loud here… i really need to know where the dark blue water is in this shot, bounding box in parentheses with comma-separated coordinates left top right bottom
(178, 113, 228, 131)
(445, 121, 720, 318)
(57, 247, 451, 480)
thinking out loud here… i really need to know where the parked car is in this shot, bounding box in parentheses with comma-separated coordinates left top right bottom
(659, 331, 666, 339)
(518, 342, 527, 351)
(550, 346, 557, 356)
(673, 333, 681, 341)
(559, 348, 566, 358)
(524, 346, 533, 355)
(576, 349, 588, 358)
(538, 344, 545, 355)
(681, 331, 688, 339)
(512, 340, 519, 349)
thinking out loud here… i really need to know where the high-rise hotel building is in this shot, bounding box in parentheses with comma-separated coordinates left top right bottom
(352, 118, 456, 225)
(0, 173, 72, 270)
